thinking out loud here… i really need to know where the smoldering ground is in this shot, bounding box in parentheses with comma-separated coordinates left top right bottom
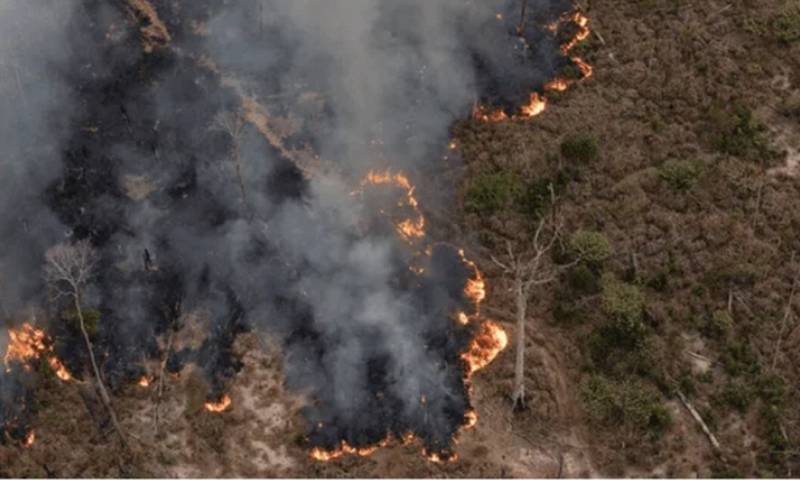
(0, 0, 574, 457)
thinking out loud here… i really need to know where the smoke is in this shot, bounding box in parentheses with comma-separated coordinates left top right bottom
(0, 0, 573, 456)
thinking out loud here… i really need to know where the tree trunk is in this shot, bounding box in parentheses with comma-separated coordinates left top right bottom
(511, 276, 527, 410)
(517, 0, 529, 34)
(74, 293, 128, 449)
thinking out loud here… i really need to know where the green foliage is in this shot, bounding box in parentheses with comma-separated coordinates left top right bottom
(516, 177, 554, 220)
(560, 134, 599, 163)
(704, 309, 733, 339)
(570, 230, 613, 266)
(465, 172, 522, 215)
(720, 340, 760, 377)
(774, 4, 800, 43)
(658, 159, 702, 192)
(709, 106, 769, 160)
(719, 379, 754, 413)
(581, 375, 671, 436)
(62, 307, 101, 337)
(568, 263, 601, 294)
(601, 274, 646, 345)
(645, 271, 669, 292)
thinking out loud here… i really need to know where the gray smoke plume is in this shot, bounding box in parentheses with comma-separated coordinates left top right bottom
(0, 0, 573, 457)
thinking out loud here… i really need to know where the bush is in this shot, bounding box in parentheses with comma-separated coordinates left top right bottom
(774, 5, 800, 43)
(581, 375, 671, 436)
(705, 309, 733, 338)
(516, 178, 554, 219)
(465, 172, 521, 215)
(570, 230, 613, 266)
(709, 106, 769, 159)
(658, 159, 702, 192)
(560, 134, 599, 162)
(720, 380, 754, 413)
(568, 264, 601, 294)
(721, 340, 760, 377)
(601, 274, 646, 344)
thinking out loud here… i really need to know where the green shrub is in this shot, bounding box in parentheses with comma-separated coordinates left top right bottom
(601, 274, 646, 344)
(570, 230, 613, 266)
(560, 135, 599, 163)
(709, 106, 769, 159)
(720, 380, 754, 413)
(581, 375, 671, 436)
(465, 172, 521, 215)
(516, 178, 554, 219)
(645, 271, 669, 292)
(568, 264, 601, 294)
(705, 309, 733, 338)
(774, 4, 800, 43)
(721, 340, 760, 377)
(658, 159, 702, 192)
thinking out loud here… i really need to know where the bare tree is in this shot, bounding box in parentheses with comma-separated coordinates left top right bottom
(211, 110, 250, 212)
(517, 0, 529, 34)
(491, 208, 576, 410)
(44, 240, 127, 448)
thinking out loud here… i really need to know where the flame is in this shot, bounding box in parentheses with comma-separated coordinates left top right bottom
(358, 170, 426, 241)
(448, 141, 458, 150)
(473, 10, 592, 123)
(560, 12, 590, 54)
(138, 376, 150, 387)
(204, 393, 231, 413)
(571, 56, 593, 79)
(23, 430, 35, 448)
(463, 410, 478, 429)
(461, 321, 508, 376)
(544, 77, 570, 92)
(519, 92, 548, 118)
(4, 323, 72, 381)
(310, 439, 387, 461)
(457, 311, 469, 325)
(426, 450, 459, 464)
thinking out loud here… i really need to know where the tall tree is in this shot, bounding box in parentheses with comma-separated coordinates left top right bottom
(45, 240, 127, 448)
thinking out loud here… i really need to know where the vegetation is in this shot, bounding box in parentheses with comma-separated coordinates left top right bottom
(774, 4, 800, 43)
(569, 230, 613, 266)
(581, 375, 671, 436)
(464, 171, 521, 215)
(658, 159, 702, 192)
(560, 134, 599, 163)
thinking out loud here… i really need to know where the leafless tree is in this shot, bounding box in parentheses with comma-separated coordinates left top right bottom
(44, 240, 127, 448)
(211, 110, 250, 211)
(491, 207, 577, 410)
(517, 0, 529, 34)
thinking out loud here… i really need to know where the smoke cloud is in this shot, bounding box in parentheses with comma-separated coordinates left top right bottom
(0, 0, 573, 456)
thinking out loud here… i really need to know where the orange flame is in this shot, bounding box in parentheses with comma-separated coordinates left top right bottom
(519, 92, 548, 118)
(560, 12, 590, 54)
(23, 430, 35, 448)
(204, 394, 231, 413)
(310, 439, 387, 461)
(4, 323, 72, 381)
(463, 410, 478, 429)
(461, 321, 508, 376)
(138, 376, 150, 387)
(359, 170, 426, 241)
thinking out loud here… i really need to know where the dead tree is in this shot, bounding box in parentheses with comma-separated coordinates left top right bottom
(211, 110, 250, 212)
(44, 241, 128, 449)
(517, 0, 529, 34)
(491, 210, 576, 410)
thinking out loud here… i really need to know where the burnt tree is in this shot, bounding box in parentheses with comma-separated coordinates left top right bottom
(44, 240, 127, 448)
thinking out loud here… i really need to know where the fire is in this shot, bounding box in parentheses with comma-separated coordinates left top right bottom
(472, 10, 593, 123)
(138, 376, 150, 387)
(457, 311, 469, 325)
(204, 393, 231, 413)
(426, 450, 459, 464)
(461, 321, 508, 376)
(544, 77, 570, 92)
(572, 56, 593, 79)
(519, 92, 548, 118)
(560, 12, 590, 55)
(23, 430, 35, 448)
(310, 439, 387, 461)
(358, 170, 426, 241)
(463, 410, 478, 429)
(4, 323, 72, 381)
